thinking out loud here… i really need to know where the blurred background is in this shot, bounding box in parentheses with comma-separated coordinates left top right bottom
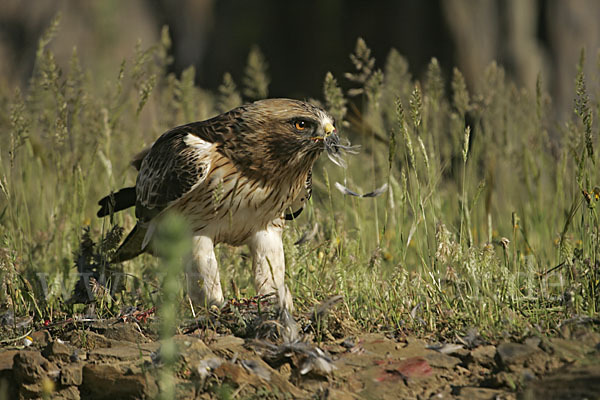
(1, 0, 600, 121)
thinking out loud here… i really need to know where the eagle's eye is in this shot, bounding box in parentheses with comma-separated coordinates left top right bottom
(294, 120, 307, 131)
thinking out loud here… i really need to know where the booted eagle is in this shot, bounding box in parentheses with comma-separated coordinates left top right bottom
(97, 99, 344, 310)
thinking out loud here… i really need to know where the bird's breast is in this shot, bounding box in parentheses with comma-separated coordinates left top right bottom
(176, 158, 305, 245)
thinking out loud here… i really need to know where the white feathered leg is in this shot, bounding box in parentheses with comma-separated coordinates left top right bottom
(188, 235, 224, 307)
(247, 224, 294, 312)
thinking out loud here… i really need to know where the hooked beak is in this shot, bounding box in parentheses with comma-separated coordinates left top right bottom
(311, 122, 337, 142)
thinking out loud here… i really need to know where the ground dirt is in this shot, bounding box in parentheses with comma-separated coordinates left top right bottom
(1, 306, 599, 400)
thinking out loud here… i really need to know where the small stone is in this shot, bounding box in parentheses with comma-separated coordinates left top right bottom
(210, 335, 246, 357)
(70, 349, 81, 363)
(524, 337, 541, 349)
(175, 335, 215, 367)
(492, 371, 518, 390)
(424, 352, 461, 370)
(470, 345, 496, 368)
(60, 363, 83, 386)
(496, 342, 539, 367)
(30, 330, 51, 348)
(342, 338, 356, 349)
(456, 386, 509, 400)
(43, 340, 73, 362)
(521, 368, 536, 382)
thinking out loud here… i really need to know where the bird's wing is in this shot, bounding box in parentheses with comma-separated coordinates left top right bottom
(135, 127, 215, 223)
(285, 169, 313, 220)
(131, 109, 245, 251)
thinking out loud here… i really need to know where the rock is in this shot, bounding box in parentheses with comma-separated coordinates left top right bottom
(20, 381, 47, 399)
(81, 363, 158, 399)
(43, 340, 74, 362)
(212, 360, 305, 398)
(471, 345, 497, 368)
(523, 337, 541, 349)
(13, 350, 59, 384)
(0, 349, 18, 373)
(60, 363, 83, 386)
(448, 347, 470, 359)
(0, 350, 18, 399)
(13, 352, 62, 399)
(19, 376, 79, 399)
(520, 368, 536, 383)
(496, 342, 539, 368)
(254, 359, 308, 398)
(209, 335, 246, 357)
(456, 386, 509, 400)
(6, 328, 600, 399)
(52, 385, 80, 400)
(214, 361, 252, 384)
(66, 330, 119, 350)
(173, 335, 215, 367)
(87, 342, 159, 362)
(22, 383, 80, 400)
(103, 324, 150, 343)
(30, 330, 51, 348)
(425, 352, 461, 370)
(491, 371, 518, 390)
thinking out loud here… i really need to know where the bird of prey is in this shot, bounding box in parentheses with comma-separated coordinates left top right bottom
(97, 99, 345, 311)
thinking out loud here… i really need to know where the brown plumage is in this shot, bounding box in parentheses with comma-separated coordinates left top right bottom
(97, 98, 343, 309)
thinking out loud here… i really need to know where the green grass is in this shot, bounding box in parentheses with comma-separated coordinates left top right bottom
(1, 21, 599, 342)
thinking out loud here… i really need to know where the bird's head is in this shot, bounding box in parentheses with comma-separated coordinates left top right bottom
(239, 99, 351, 171)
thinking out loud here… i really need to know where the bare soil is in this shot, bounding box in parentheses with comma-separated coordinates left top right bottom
(1, 307, 599, 400)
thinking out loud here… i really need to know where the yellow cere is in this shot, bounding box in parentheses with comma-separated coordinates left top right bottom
(324, 122, 335, 136)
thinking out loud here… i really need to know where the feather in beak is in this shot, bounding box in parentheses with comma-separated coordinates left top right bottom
(324, 131, 359, 168)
